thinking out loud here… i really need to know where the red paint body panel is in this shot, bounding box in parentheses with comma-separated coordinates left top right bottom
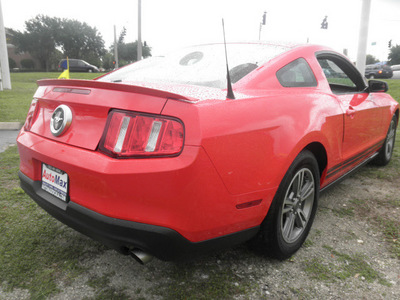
(17, 44, 399, 257)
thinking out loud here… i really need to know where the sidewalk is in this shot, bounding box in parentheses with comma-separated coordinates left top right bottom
(0, 122, 22, 131)
(0, 122, 21, 153)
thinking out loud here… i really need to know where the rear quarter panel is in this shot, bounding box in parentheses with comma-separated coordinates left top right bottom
(163, 46, 358, 195)
(163, 88, 343, 196)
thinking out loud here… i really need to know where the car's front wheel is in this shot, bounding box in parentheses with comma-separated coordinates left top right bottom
(260, 150, 319, 259)
(373, 114, 397, 166)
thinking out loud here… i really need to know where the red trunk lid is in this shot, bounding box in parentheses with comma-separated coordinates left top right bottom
(29, 79, 193, 151)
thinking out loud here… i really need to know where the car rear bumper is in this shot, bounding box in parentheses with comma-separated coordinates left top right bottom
(17, 130, 271, 242)
(19, 171, 259, 260)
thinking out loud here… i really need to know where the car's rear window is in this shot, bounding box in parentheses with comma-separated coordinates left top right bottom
(98, 43, 289, 89)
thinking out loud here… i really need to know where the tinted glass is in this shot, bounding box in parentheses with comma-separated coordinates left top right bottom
(276, 58, 317, 87)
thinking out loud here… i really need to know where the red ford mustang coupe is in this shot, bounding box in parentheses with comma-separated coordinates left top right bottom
(17, 43, 398, 263)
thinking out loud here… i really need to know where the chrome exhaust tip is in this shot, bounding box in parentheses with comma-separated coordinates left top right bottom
(129, 248, 153, 265)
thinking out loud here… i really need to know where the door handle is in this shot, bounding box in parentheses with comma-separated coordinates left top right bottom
(346, 106, 356, 118)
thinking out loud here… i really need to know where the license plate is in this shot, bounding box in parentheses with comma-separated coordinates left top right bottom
(41, 164, 68, 201)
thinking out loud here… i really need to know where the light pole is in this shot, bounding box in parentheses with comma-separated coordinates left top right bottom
(356, 0, 372, 75)
(0, 0, 11, 90)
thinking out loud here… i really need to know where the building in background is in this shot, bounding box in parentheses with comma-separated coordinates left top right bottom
(6, 28, 40, 71)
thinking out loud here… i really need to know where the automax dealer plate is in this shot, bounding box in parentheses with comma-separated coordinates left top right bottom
(41, 164, 68, 201)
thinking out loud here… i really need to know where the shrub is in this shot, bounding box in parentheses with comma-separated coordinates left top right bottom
(21, 59, 35, 69)
(8, 58, 17, 70)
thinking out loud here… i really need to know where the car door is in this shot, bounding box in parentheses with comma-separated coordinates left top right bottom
(69, 60, 78, 72)
(76, 60, 85, 72)
(317, 53, 384, 176)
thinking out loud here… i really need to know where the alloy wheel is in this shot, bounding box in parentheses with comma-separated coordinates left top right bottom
(280, 168, 315, 243)
(385, 119, 396, 161)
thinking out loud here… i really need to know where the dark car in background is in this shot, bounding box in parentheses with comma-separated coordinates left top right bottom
(365, 64, 393, 79)
(59, 59, 99, 73)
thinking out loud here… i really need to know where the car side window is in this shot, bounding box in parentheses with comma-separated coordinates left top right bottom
(276, 58, 317, 87)
(69, 60, 77, 67)
(316, 53, 367, 95)
(319, 58, 356, 88)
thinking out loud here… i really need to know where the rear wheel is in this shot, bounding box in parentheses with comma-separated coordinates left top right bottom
(260, 150, 319, 259)
(373, 115, 397, 166)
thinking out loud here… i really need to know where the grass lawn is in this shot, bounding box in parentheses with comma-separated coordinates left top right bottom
(0, 72, 104, 123)
(0, 146, 106, 299)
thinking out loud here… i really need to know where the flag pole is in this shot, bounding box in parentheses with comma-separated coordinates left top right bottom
(137, 0, 142, 61)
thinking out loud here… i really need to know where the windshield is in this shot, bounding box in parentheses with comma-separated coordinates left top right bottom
(98, 43, 289, 89)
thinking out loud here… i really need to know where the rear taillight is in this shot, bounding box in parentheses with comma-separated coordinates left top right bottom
(24, 99, 39, 131)
(99, 110, 184, 158)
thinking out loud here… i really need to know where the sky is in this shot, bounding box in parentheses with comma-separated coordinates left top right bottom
(2, 0, 400, 62)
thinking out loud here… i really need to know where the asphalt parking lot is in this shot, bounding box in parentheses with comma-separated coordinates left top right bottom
(0, 127, 19, 153)
(0, 122, 21, 152)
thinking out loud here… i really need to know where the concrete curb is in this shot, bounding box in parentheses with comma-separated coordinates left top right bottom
(0, 122, 23, 130)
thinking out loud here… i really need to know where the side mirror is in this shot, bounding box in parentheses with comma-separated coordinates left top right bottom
(368, 80, 388, 93)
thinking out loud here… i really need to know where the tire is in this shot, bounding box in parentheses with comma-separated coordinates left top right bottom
(260, 150, 320, 259)
(373, 114, 397, 166)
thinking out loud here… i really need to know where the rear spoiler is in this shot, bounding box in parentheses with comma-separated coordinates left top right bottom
(37, 79, 198, 102)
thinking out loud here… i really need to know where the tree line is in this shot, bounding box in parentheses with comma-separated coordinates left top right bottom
(8, 15, 151, 71)
(367, 49, 400, 65)
(9, 15, 400, 71)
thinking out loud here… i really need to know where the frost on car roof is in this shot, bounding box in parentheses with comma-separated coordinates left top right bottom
(98, 43, 290, 89)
